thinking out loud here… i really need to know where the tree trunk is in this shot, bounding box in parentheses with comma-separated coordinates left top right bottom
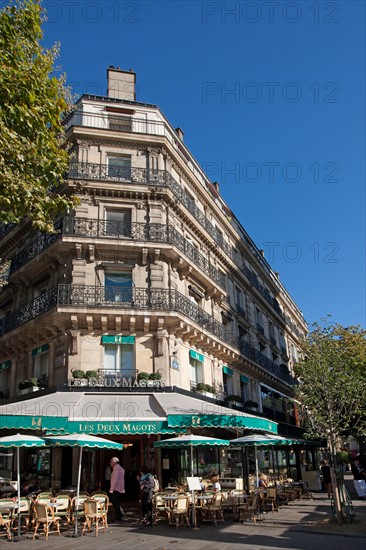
(330, 466, 344, 525)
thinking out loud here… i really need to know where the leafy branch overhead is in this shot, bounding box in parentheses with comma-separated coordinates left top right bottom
(0, 0, 77, 232)
(294, 320, 366, 451)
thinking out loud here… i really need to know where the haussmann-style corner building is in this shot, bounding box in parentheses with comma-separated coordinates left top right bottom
(0, 67, 323, 494)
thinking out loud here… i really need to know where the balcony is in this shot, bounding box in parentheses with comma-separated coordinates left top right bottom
(66, 163, 289, 320)
(9, 218, 225, 289)
(239, 340, 296, 386)
(0, 285, 295, 386)
(0, 285, 236, 346)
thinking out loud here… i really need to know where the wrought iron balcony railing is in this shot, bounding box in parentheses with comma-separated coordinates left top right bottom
(0, 284, 295, 385)
(239, 340, 296, 386)
(0, 285, 236, 345)
(0, 223, 16, 239)
(9, 218, 225, 289)
(67, 163, 285, 317)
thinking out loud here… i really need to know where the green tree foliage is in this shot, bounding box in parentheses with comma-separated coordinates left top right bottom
(0, 0, 75, 232)
(294, 321, 366, 456)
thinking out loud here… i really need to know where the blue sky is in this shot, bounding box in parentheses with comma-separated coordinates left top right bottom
(39, 0, 365, 328)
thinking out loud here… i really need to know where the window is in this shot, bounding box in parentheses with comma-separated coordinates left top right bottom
(105, 209, 131, 237)
(104, 343, 134, 376)
(108, 114, 132, 132)
(0, 361, 10, 398)
(256, 308, 264, 333)
(215, 227, 224, 247)
(32, 346, 49, 386)
(190, 357, 203, 388)
(238, 325, 248, 342)
(223, 372, 233, 396)
(240, 377, 249, 402)
(107, 155, 131, 180)
(104, 271, 132, 303)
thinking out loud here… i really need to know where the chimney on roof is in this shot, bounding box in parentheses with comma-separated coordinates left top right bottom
(175, 127, 184, 141)
(107, 66, 136, 101)
(259, 249, 265, 257)
(213, 181, 220, 194)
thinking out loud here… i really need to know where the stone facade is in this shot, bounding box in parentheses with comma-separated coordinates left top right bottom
(0, 68, 306, 428)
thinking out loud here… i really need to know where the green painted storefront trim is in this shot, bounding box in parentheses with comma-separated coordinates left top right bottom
(0, 415, 179, 435)
(240, 375, 249, 383)
(223, 366, 233, 375)
(0, 415, 69, 431)
(31, 344, 49, 357)
(57, 420, 178, 435)
(101, 335, 135, 344)
(167, 414, 278, 433)
(0, 360, 11, 371)
(189, 350, 204, 362)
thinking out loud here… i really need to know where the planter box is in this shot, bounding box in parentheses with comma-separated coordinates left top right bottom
(196, 391, 216, 399)
(19, 386, 40, 395)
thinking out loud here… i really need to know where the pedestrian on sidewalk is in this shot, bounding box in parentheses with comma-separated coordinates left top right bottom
(320, 459, 332, 497)
(109, 457, 126, 521)
(138, 466, 154, 526)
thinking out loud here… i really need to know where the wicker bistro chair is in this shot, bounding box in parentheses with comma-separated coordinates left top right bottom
(15, 496, 34, 530)
(201, 492, 224, 525)
(170, 496, 191, 528)
(237, 492, 260, 524)
(261, 487, 279, 513)
(70, 495, 89, 525)
(53, 496, 72, 525)
(81, 498, 107, 537)
(152, 493, 170, 524)
(0, 512, 13, 540)
(33, 502, 60, 540)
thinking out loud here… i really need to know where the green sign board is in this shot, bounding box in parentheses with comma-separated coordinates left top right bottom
(101, 335, 135, 344)
(189, 350, 204, 362)
(31, 344, 49, 357)
(240, 375, 249, 383)
(223, 366, 233, 376)
(0, 360, 10, 371)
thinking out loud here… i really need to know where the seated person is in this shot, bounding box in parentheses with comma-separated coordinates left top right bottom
(211, 474, 221, 492)
(258, 473, 268, 488)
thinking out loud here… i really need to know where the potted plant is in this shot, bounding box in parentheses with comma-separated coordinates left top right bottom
(18, 378, 40, 394)
(149, 372, 162, 380)
(85, 370, 98, 379)
(195, 383, 216, 397)
(72, 369, 86, 379)
(71, 369, 88, 386)
(137, 371, 150, 381)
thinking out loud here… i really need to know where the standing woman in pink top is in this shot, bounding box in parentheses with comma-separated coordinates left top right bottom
(109, 457, 126, 522)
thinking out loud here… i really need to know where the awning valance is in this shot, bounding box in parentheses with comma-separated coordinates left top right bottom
(0, 389, 278, 435)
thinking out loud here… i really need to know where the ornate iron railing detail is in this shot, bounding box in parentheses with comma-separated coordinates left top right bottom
(0, 287, 58, 337)
(9, 219, 63, 274)
(9, 217, 225, 288)
(66, 162, 287, 318)
(0, 223, 16, 239)
(239, 340, 296, 386)
(64, 110, 167, 137)
(0, 282, 294, 384)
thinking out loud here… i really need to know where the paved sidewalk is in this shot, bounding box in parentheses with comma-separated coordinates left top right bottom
(2, 494, 365, 549)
